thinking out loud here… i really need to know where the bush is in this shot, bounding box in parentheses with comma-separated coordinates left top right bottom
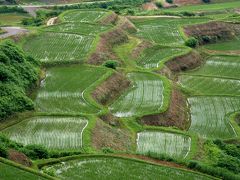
(185, 37, 198, 48)
(155, 2, 163, 8)
(0, 144, 8, 158)
(23, 144, 49, 159)
(103, 60, 119, 69)
(166, 0, 173, 3)
(202, 0, 210, 3)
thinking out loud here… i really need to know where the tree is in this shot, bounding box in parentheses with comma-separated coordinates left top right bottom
(185, 37, 198, 48)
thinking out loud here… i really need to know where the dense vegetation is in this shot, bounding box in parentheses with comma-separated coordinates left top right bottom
(0, 41, 40, 119)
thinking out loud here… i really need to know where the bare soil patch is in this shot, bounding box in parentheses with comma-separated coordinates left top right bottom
(100, 113, 121, 127)
(8, 149, 32, 167)
(140, 87, 189, 130)
(92, 72, 131, 105)
(92, 119, 132, 152)
(165, 50, 203, 72)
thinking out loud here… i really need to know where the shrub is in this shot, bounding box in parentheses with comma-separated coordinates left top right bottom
(155, 2, 163, 8)
(103, 60, 119, 69)
(24, 144, 49, 159)
(0, 144, 8, 158)
(166, 0, 173, 4)
(185, 37, 198, 48)
(202, 0, 210, 3)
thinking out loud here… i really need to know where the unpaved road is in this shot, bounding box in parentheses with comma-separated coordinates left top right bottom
(0, 27, 28, 39)
(47, 17, 58, 26)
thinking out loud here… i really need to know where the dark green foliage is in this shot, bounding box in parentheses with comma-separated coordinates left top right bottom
(23, 145, 49, 160)
(0, 6, 26, 13)
(0, 144, 7, 158)
(166, 0, 173, 4)
(155, 2, 163, 8)
(185, 37, 198, 48)
(0, 40, 39, 119)
(102, 147, 114, 154)
(202, 0, 210, 3)
(103, 60, 119, 69)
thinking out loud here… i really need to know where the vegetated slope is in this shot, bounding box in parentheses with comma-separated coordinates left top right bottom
(132, 18, 209, 45)
(35, 65, 107, 115)
(179, 55, 240, 138)
(3, 116, 88, 150)
(0, 41, 39, 120)
(42, 156, 212, 179)
(137, 131, 191, 159)
(110, 72, 166, 117)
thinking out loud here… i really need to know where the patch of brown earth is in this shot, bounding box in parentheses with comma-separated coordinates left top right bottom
(116, 16, 137, 34)
(99, 12, 118, 25)
(142, 2, 158, 10)
(165, 50, 203, 72)
(184, 21, 240, 45)
(92, 119, 132, 152)
(157, 66, 174, 80)
(100, 113, 121, 127)
(88, 27, 128, 65)
(8, 149, 32, 167)
(92, 72, 131, 105)
(173, 0, 202, 5)
(131, 40, 153, 59)
(140, 88, 188, 130)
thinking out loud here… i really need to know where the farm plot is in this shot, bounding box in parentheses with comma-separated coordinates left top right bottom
(62, 10, 107, 23)
(137, 131, 191, 159)
(204, 37, 240, 51)
(137, 45, 188, 68)
(45, 22, 110, 36)
(23, 32, 94, 63)
(188, 96, 240, 139)
(35, 65, 107, 114)
(187, 56, 240, 79)
(42, 156, 212, 180)
(179, 75, 240, 96)
(0, 162, 46, 180)
(110, 72, 164, 117)
(132, 18, 209, 45)
(3, 116, 88, 150)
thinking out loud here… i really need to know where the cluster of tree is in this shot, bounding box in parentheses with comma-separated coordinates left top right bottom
(0, 41, 40, 119)
(0, 0, 16, 5)
(0, 6, 26, 13)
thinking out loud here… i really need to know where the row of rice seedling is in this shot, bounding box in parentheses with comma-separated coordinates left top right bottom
(3, 116, 88, 150)
(23, 32, 94, 63)
(137, 45, 187, 69)
(188, 96, 240, 139)
(179, 75, 240, 96)
(132, 18, 209, 45)
(42, 156, 212, 179)
(137, 131, 191, 159)
(186, 56, 240, 79)
(62, 10, 107, 23)
(45, 22, 111, 36)
(110, 72, 164, 117)
(35, 65, 107, 114)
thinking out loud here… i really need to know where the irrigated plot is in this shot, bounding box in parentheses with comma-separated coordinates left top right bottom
(0, 162, 45, 180)
(110, 72, 164, 117)
(137, 131, 191, 159)
(187, 55, 240, 79)
(132, 18, 208, 45)
(3, 116, 88, 150)
(42, 157, 212, 180)
(62, 10, 107, 23)
(179, 75, 240, 96)
(35, 65, 107, 114)
(45, 22, 110, 35)
(137, 46, 187, 68)
(23, 32, 94, 63)
(204, 37, 240, 51)
(188, 96, 240, 139)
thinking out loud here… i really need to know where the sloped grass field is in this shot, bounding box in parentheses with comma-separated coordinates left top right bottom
(42, 156, 212, 180)
(132, 18, 209, 45)
(23, 32, 94, 63)
(137, 45, 188, 69)
(188, 97, 240, 139)
(137, 131, 191, 159)
(35, 65, 107, 115)
(3, 116, 88, 150)
(110, 72, 166, 117)
(62, 10, 107, 23)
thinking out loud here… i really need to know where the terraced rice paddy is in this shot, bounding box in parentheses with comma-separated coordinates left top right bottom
(3, 116, 88, 150)
(62, 10, 107, 23)
(23, 32, 94, 63)
(132, 18, 209, 45)
(35, 65, 107, 114)
(45, 22, 110, 35)
(42, 156, 212, 180)
(137, 46, 187, 68)
(137, 131, 191, 159)
(204, 37, 240, 51)
(0, 162, 45, 180)
(110, 72, 164, 117)
(188, 97, 240, 139)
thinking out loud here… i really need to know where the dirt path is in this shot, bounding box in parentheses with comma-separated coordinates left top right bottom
(0, 27, 28, 39)
(128, 15, 181, 19)
(47, 17, 58, 26)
